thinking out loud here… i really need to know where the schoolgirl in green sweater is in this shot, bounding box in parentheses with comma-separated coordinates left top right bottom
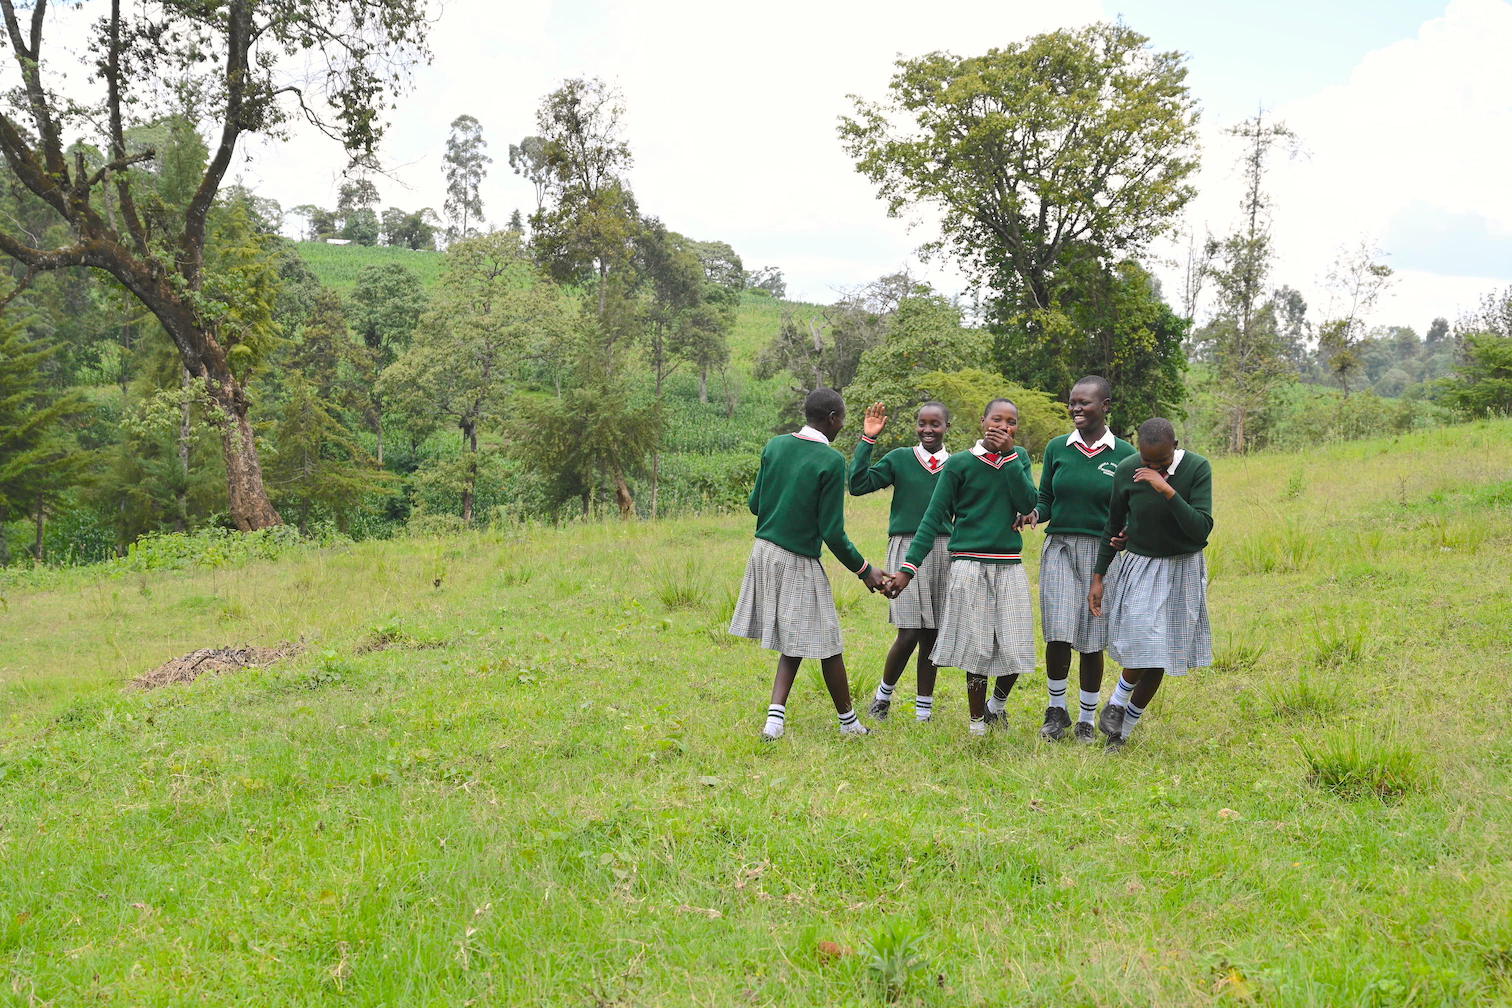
(886, 399, 1038, 735)
(1087, 417, 1214, 749)
(730, 387, 889, 741)
(1021, 376, 1136, 743)
(849, 401, 953, 723)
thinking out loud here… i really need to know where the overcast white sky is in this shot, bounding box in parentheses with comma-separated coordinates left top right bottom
(71, 0, 1512, 331)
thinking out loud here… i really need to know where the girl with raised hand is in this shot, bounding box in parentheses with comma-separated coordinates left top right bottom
(848, 401, 953, 723)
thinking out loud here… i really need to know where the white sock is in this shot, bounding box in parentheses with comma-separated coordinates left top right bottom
(838, 708, 866, 734)
(1110, 674, 1135, 709)
(764, 704, 786, 735)
(1078, 690, 1100, 724)
(1046, 676, 1068, 710)
(1121, 700, 1145, 739)
(874, 680, 895, 703)
(986, 694, 1006, 715)
(969, 716, 987, 737)
(915, 695, 933, 721)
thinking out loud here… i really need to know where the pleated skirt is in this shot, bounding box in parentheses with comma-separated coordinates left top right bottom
(1105, 551, 1212, 674)
(729, 538, 843, 659)
(930, 559, 1035, 679)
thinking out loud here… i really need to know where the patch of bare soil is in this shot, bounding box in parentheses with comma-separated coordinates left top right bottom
(131, 643, 302, 690)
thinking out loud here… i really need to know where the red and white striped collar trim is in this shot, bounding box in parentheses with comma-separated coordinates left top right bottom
(1067, 428, 1116, 457)
(969, 441, 1019, 469)
(791, 425, 830, 445)
(913, 444, 949, 473)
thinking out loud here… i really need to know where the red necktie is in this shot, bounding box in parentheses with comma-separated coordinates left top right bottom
(928, 457, 939, 471)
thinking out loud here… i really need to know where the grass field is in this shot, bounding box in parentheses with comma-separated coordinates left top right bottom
(3, 420, 1510, 1005)
(294, 241, 447, 294)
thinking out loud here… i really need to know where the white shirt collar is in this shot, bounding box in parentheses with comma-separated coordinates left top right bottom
(1067, 427, 1116, 450)
(1166, 448, 1186, 474)
(914, 443, 949, 469)
(794, 425, 830, 445)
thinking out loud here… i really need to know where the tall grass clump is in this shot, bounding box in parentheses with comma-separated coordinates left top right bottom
(1264, 670, 1343, 718)
(1301, 728, 1426, 801)
(1211, 635, 1268, 673)
(655, 559, 710, 611)
(1231, 524, 1318, 574)
(1311, 621, 1370, 668)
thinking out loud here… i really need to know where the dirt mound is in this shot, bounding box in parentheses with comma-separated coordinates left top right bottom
(131, 643, 301, 690)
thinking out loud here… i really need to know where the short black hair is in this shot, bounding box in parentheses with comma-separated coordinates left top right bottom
(804, 387, 845, 424)
(1073, 375, 1111, 401)
(1137, 417, 1176, 446)
(982, 397, 1016, 418)
(917, 400, 950, 422)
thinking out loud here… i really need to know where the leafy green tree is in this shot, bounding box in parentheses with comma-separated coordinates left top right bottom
(0, 0, 430, 530)
(530, 78, 641, 320)
(348, 263, 426, 463)
(840, 24, 1199, 378)
(1439, 334, 1512, 417)
(265, 376, 392, 533)
(511, 377, 661, 519)
(527, 77, 651, 515)
(746, 266, 785, 298)
(507, 135, 551, 214)
(380, 207, 438, 250)
(1318, 243, 1394, 396)
(911, 368, 1063, 458)
(0, 324, 89, 562)
(293, 204, 339, 241)
(379, 233, 576, 524)
(1196, 111, 1296, 451)
(444, 115, 490, 242)
(1426, 316, 1450, 346)
(845, 292, 990, 450)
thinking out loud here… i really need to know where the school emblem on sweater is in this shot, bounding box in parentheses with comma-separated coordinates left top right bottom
(1098, 461, 1118, 477)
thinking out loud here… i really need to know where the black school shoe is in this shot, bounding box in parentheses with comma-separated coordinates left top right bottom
(1104, 732, 1126, 752)
(1098, 703, 1125, 740)
(1039, 706, 1071, 741)
(1073, 721, 1096, 744)
(868, 697, 891, 720)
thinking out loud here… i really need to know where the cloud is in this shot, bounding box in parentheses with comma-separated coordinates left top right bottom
(1163, 0, 1512, 331)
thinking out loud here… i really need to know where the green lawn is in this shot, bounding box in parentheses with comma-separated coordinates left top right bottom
(2, 420, 1509, 1005)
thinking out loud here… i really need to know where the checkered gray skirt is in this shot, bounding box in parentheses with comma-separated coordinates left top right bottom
(1040, 533, 1116, 652)
(930, 560, 1036, 679)
(1105, 551, 1211, 674)
(729, 538, 843, 659)
(885, 534, 952, 629)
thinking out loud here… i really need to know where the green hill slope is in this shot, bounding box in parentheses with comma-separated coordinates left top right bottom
(293, 241, 822, 371)
(3, 421, 1510, 1004)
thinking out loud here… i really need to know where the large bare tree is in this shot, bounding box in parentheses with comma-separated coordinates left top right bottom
(0, 0, 430, 528)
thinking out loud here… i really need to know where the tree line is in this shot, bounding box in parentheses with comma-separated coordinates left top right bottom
(0, 7, 1506, 567)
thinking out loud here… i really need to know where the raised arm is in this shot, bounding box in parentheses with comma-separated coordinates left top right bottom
(848, 437, 896, 495)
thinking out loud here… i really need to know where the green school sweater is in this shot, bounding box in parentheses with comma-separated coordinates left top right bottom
(848, 436, 953, 538)
(1036, 431, 1137, 537)
(748, 431, 869, 574)
(1095, 450, 1215, 575)
(902, 445, 1038, 572)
